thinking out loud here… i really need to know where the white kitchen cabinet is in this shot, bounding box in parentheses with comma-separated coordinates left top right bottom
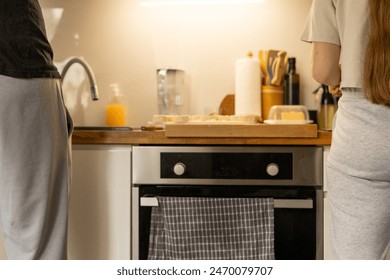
(68, 145, 131, 259)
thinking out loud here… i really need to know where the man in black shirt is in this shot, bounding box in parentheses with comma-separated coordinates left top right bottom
(0, 0, 71, 259)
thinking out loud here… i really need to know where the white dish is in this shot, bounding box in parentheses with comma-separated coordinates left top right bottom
(264, 119, 313, 125)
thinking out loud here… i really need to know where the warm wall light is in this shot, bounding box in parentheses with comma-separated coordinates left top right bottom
(140, 0, 265, 6)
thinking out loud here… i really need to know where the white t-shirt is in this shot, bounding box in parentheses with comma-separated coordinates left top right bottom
(301, 0, 370, 89)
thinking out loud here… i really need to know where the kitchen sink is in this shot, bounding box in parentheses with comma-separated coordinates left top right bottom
(74, 126, 132, 131)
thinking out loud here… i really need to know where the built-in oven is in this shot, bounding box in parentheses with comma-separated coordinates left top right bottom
(132, 146, 323, 260)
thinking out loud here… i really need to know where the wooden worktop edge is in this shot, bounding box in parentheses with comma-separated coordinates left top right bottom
(72, 130, 332, 146)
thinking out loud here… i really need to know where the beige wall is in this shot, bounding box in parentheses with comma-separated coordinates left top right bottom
(40, 0, 316, 127)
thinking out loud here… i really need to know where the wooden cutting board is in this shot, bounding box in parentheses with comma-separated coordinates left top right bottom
(165, 123, 318, 138)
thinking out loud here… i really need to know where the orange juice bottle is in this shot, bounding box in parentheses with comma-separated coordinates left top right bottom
(106, 83, 126, 126)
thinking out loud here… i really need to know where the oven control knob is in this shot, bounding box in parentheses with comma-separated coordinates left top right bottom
(173, 162, 186, 176)
(266, 163, 279, 177)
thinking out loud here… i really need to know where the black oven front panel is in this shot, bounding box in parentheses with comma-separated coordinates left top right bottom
(161, 152, 293, 179)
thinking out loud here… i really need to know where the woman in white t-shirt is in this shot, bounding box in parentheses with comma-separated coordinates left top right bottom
(302, 0, 390, 259)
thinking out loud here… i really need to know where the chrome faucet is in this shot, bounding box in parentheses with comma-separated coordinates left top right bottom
(61, 57, 99, 101)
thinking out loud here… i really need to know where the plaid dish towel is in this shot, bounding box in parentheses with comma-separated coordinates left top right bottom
(147, 197, 275, 260)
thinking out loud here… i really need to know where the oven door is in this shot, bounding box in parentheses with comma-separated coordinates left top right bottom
(132, 185, 323, 260)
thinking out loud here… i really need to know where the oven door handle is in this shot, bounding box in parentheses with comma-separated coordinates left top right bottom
(140, 197, 313, 209)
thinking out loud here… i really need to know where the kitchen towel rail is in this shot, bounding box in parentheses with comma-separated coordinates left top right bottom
(140, 197, 313, 209)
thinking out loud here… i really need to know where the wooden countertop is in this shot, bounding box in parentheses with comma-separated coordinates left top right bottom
(72, 129, 332, 146)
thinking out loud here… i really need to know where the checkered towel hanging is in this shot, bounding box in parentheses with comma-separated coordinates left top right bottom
(148, 197, 275, 260)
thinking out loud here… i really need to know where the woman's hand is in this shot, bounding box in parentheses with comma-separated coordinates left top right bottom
(329, 85, 342, 97)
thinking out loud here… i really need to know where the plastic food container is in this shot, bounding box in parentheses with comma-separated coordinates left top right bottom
(264, 105, 312, 124)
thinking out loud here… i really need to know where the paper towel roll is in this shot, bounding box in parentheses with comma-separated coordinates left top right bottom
(235, 56, 261, 117)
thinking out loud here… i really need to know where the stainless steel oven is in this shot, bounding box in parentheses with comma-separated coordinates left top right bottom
(132, 146, 323, 260)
